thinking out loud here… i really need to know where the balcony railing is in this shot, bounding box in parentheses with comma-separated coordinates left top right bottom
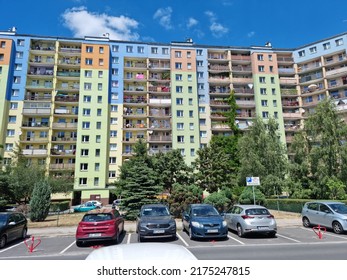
(282, 112, 302, 118)
(55, 95, 79, 102)
(51, 149, 75, 155)
(22, 108, 51, 115)
(148, 86, 170, 92)
(22, 122, 49, 127)
(49, 163, 75, 170)
(149, 99, 171, 105)
(51, 136, 78, 141)
(52, 123, 78, 129)
(22, 149, 47, 155)
(148, 135, 172, 141)
(149, 148, 172, 155)
(25, 94, 52, 101)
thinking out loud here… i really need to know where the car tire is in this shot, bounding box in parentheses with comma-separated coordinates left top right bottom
(137, 234, 143, 242)
(21, 227, 27, 239)
(302, 217, 311, 228)
(188, 227, 194, 240)
(114, 231, 120, 244)
(0, 235, 6, 249)
(333, 221, 344, 234)
(268, 231, 276, 238)
(76, 240, 83, 247)
(237, 224, 244, 238)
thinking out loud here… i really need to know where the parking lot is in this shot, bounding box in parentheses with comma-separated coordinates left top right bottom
(1, 225, 347, 260)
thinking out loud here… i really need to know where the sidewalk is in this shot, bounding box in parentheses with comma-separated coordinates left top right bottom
(28, 218, 301, 237)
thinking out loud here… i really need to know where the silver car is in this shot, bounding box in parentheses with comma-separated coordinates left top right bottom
(224, 205, 277, 237)
(301, 201, 347, 234)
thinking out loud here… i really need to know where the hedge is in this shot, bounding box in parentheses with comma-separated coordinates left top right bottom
(50, 201, 70, 212)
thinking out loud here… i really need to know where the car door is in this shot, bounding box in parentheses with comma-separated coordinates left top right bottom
(230, 206, 242, 230)
(315, 203, 334, 228)
(6, 214, 18, 242)
(225, 206, 236, 230)
(304, 202, 320, 225)
(113, 210, 123, 234)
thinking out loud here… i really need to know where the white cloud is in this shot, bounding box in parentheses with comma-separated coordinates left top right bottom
(61, 6, 140, 40)
(187, 17, 198, 29)
(205, 11, 229, 38)
(248, 31, 255, 38)
(153, 7, 173, 30)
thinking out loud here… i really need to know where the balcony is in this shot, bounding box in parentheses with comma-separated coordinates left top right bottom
(148, 135, 172, 142)
(230, 55, 251, 62)
(55, 95, 79, 103)
(59, 46, 81, 54)
(124, 61, 147, 69)
(22, 108, 51, 115)
(57, 71, 80, 78)
(232, 77, 253, 84)
(281, 89, 298, 96)
(236, 100, 255, 107)
(20, 137, 49, 143)
(211, 123, 230, 129)
(148, 98, 171, 105)
(123, 123, 147, 129)
(278, 68, 295, 75)
(22, 149, 47, 156)
(280, 77, 297, 85)
(22, 122, 49, 128)
(148, 148, 172, 155)
(124, 96, 147, 104)
(148, 86, 170, 93)
(277, 57, 294, 63)
(50, 149, 76, 156)
(232, 66, 252, 73)
(52, 123, 78, 129)
(25, 93, 52, 101)
(326, 67, 347, 78)
(282, 101, 299, 107)
(51, 136, 77, 142)
(149, 62, 170, 69)
(49, 163, 75, 170)
(123, 136, 147, 143)
(233, 87, 254, 95)
(208, 64, 230, 72)
(54, 108, 78, 115)
(282, 112, 302, 119)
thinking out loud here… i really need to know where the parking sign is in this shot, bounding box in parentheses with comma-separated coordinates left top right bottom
(246, 177, 260, 186)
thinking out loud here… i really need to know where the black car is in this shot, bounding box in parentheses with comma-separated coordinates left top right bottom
(136, 204, 176, 242)
(0, 212, 28, 249)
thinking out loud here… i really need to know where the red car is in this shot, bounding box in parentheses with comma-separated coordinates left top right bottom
(75, 208, 124, 247)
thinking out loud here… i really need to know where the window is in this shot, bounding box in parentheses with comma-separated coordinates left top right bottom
(177, 123, 184, 130)
(258, 65, 265, 72)
(162, 48, 169, 55)
(109, 171, 116, 178)
(199, 106, 206, 113)
(13, 76, 21, 83)
(84, 83, 92, 90)
(84, 70, 92, 78)
(175, 51, 182, 58)
(85, 58, 93, 65)
(8, 116, 16, 123)
(109, 157, 116, 164)
(15, 63, 22, 70)
(82, 122, 90, 129)
(274, 112, 278, 119)
(257, 54, 264, 61)
(273, 100, 277, 107)
(99, 46, 104, 54)
(84, 95, 91, 102)
(17, 39, 25, 46)
(176, 86, 183, 93)
(197, 60, 203, 67)
(188, 86, 193, 93)
(111, 105, 118, 112)
(175, 62, 182, 69)
(177, 136, 184, 143)
(187, 63, 192, 70)
(259, 77, 266, 83)
(198, 72, 204, 78)
(197, 49, 203, 56)
(189, 110, 193, 117)
(176, 98, 183, 105)
(335, 38, 344, 46)
(86, 46, 93, 53)
(97, 109, 102, 116)
(110, 118, 118, 124)
(95, 163, 100, 171)
(151, 47, 158, 54)
(98, 96, 103, 103)
(0, 54, 4, 61)
(269, 66, 274, 72)
(188, 74, 192, 81)
(177, 110, 184, 117)
(126, 46, 133, 53)
(11, 89, 19, 97)
(176, 74, 182, 81)
(112, 57, 119, 64)
(10, 102, 18, 109)
(83, 108, 91, 116)
(112, 45, 119, 52)
(190, 148, 195, 156)
(200, 131, 207, 138)
(179, 149, 185, 156)
(98, 71, 103, 78)
(95, 149, 101, 156)
(190, 136, 194, 143)
(96, 135, 101, 143)
(137, 46, 144, 53)
(190, 123, 194, 130)
(82, 135, 90, 142)
(189, 98, 193, 105)
(271, 77, 275, 84)
(187, 51, 191, 58)
(99, 59, 104, 66)
(272, 88, 276, 95)
(298, 50, 305, 57)
(94, 178, 99, 186)
(261, 100, 268, 107)
(16, 51, 23, 58)
(80, 163, 88, 171)
(309, 46, 317, 54)
(79, 178, 87, 185)
(323, 42, 331, 50)
(110, 144, 117, 151)
(98, 83, 102, 91)
(268, 54, 273, 61)
(96, 122, 101, 129)
(262, 111, 269, 118)
(81, 149, 89, 156)
(110, 130, 117, 137)
(7, 129, 15, 137)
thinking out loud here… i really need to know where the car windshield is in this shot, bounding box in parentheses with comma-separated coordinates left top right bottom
(142, 207, 170, 216)
(245, 208, 270, 215)
(82, 214, 112, 222)
(192, 206, 219, 216)
(329, 203, 347, 214)
(0, 214, 8, 226)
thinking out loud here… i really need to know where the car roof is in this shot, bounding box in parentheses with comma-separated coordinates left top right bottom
(233, 204, 268, 209)
(86, 243, 197, 260)
(86, 208, 114, 214)
(190, 203, 214, 208)
(305, 201, 345, 205)
(141, 204, 168, 208)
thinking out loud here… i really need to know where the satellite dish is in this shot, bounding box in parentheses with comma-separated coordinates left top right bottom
(18, 131, 22, 135)
(248, 84, 253, 89)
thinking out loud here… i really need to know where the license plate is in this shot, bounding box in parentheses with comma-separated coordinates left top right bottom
(89, 233, 101, 237)
(153, 229, 165, 234)
(257, 226, 269, 230)
(207, 229, 218, 233)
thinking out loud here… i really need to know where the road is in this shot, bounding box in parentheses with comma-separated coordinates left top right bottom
(1, 226, 347, 260)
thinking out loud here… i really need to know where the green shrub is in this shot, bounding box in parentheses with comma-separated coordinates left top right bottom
(29, 180, 51, 222)
(50, 201, 70, 212)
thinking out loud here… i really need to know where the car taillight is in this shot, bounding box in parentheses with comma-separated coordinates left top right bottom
(267, 215, 274, 219)
(241, 215, 254, 219)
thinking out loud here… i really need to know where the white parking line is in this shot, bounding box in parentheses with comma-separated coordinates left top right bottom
(0, 240, 27, 254)
(300, 227, 347, 240)
(227, 234, 245, 245)
(60, 241, 76, 254)
(176, 232, 189, 247)
(276, 233, 301, 243)
(127, 233, 131, 244)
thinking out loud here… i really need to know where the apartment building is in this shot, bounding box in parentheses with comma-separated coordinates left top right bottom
(1, 29, 347, 204)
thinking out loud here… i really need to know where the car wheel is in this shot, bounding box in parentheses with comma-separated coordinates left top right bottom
(21, 228, 27, 239)
(302, 217, 311, 228)
(268, 231, 276, 238)
(76, 240, 83, 247)
(189, 227, 194, 240)
(114, 231, 120, 244)
(237, 224, 244, 237)
(333, 221, 344, 234)
(0, 235, 6, 249)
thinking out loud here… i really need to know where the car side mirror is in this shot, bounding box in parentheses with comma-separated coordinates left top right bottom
(8, 221, 16, 226)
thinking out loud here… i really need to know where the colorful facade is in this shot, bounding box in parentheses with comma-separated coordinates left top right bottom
(1, 30, 347, 204)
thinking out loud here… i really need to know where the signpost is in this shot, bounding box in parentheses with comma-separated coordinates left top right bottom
(246, 177, 260, 205)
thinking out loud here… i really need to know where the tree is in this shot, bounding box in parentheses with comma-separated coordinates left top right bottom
(239, 186, 266, 205)
(289, 98, 347, 198)
(116, 140, 163, 220)
(29, 180, 51, 222)
(237, 116, 288, 196)
(167, 183, 203, 218)
(193, 144, 235, 193)
(326, 177, 346, 200)
(203, 191, 232, 212)
(152, 149, 192, 194)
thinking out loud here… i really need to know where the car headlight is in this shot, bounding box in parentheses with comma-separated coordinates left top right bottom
(222, 221, 227, 227)
(191, 221, 203, 228)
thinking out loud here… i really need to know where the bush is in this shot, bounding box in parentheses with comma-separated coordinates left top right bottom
(239, 187, 266, 205)
(50, 201, 70, 212)
(204, 191, 232, 212)
(30, 180, 51, 222)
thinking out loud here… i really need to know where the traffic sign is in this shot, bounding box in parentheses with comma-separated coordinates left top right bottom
(246, 177, 260, 186)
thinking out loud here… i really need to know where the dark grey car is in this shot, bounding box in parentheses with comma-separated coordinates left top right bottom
(0, 212, 28, 249)
(136, 204, 176, 242)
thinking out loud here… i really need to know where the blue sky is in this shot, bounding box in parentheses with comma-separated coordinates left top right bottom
(1, 0, 347, 48)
